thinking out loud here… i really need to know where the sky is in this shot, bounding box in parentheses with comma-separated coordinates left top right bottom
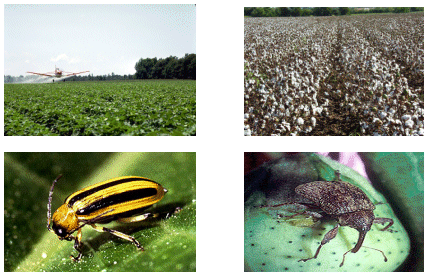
(4, 4, 196, 76)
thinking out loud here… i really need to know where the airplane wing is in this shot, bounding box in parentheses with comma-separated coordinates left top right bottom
(26, 72, 55, 77)
(62, 71, 90, 76)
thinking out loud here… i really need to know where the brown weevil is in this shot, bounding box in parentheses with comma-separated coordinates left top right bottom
(262, 170, 394, 267)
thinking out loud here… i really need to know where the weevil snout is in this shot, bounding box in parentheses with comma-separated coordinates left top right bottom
(338, 210, 374, 232)
(337, 210, 374, 253)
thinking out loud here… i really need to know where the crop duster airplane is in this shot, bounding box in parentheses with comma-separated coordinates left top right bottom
(27, 65, 89, 78)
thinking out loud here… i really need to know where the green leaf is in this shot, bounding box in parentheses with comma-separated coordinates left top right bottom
(4, 152, 196, 272)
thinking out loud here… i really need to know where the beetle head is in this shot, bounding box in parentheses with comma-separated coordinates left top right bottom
(337, 210, 375, 253)
(51, 204, 80, 238)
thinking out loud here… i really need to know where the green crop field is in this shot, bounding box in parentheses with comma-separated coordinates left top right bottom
(4, 80, 196, 136)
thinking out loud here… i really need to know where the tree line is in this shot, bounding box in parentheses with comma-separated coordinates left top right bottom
(4, 53, 196, 83)
(135, 53, 195, 80)
(244, 7, 424, 17)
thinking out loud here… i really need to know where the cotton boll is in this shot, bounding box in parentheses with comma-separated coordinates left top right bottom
(323, 99, 329, 106)
(373, 118, 382, 126)
(282, 121, 291, 132)
(296, 117, 304, 125)
(361, 121, 369, 129)
(405, 119, 414, 128)
(401, 114, 411, 121)
(311, 117, 316, 127)
(313, 107, 323, 116)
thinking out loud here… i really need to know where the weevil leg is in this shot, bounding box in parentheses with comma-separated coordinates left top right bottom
(90, 224, 144, 251)
(299, 224, 340, 262)
(362, 246, 387, 262)
(260, 202, 309, 212)
(258, 202, 294, 208)
(340, 248, 353, 267)
(373, 217, 394, 232)
(302, 211, 323, 219)
(279, 210, 322, 220)
(340, 241, 388, 267)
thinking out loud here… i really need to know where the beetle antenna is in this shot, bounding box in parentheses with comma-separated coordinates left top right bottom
(47, 175, 63, 231)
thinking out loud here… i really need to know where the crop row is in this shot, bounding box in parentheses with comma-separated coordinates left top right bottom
(244, 13, 424, 136)
(5, 80, 196, 136)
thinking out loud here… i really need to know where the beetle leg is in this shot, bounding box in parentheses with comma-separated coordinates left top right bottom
(117, 213, 156, 223)
(373, 217, 394, 232)
(90, 224, 144, 251)
(299, 224, 339, 262)
(70, 228, 83, 262)
(165, 206, 183, 219)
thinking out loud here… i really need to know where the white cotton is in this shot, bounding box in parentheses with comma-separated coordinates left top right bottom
(405, 119, 414, 128)
(401, 114, 411, 121)
(311, 117, 316, 127)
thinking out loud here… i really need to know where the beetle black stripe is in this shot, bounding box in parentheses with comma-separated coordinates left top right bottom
(67, 177, 159, 207)
(87, 206, 152, 224)
(76, 188, 158, 215)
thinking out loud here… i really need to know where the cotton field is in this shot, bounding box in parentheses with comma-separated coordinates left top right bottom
(244, 13, 424, 136)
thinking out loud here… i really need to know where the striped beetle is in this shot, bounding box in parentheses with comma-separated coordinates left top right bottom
(47, 175, 168, 261)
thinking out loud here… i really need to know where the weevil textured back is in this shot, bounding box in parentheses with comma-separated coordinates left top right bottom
(295, 180, 375, 215)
